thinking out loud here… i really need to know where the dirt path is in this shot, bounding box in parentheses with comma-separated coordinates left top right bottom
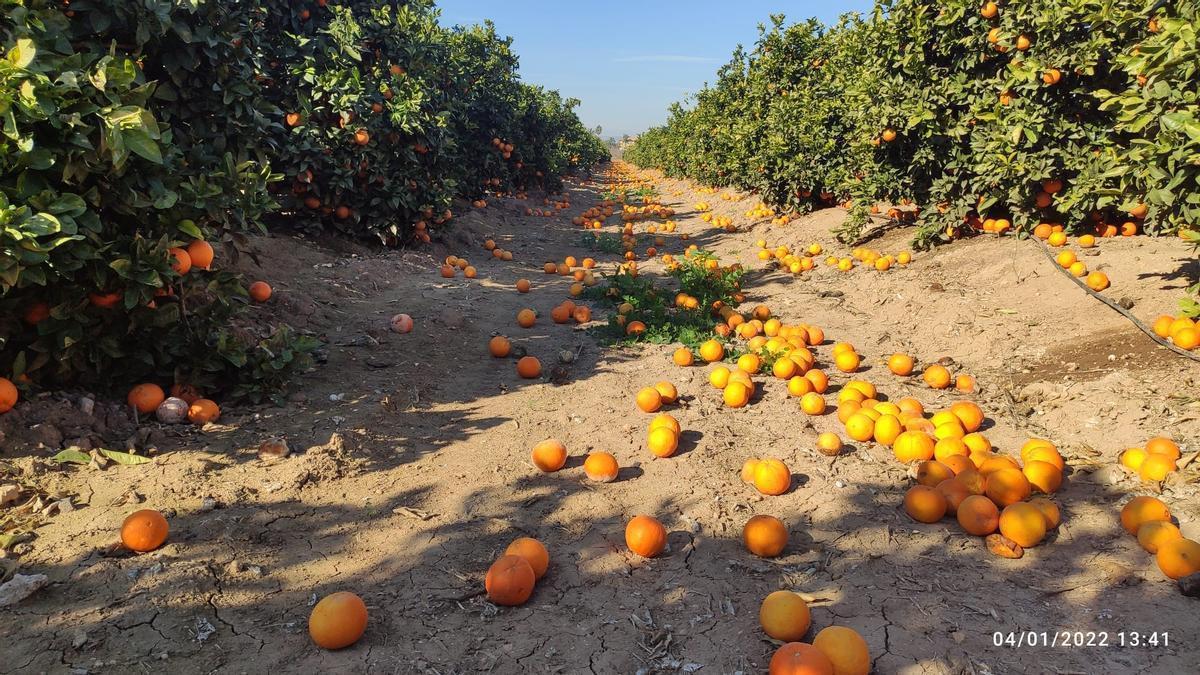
(2, 163, 1198, 674)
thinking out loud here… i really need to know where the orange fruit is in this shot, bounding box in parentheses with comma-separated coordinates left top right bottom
(187, 399, 220, 425)
(485, 555, 536, 606)
(923, 364, 951, 389)
(887, 353, 914, 376)
(957, 495, 1000, 536)
(673, 347, 694, 366)
(1025, 445, 1065, 471)
(773, 357, 799, 380)
(741, 458, 762, 484)
(710, 366, 731, 389)
(1139, 454, 1177, 481)
(760, 591, 812, 642)
(893, 431, 936, 463)
(0, 377, 19, 414)
(1137, 520, 1181, 554)
(804, 369, 829, 393)
(949, 401, 984, 433)
(186, 240, 214, 270)
(583, 452, 619, 482)
(812, 627, 869, 675)
(504, 537, 550, 579)
(754, 458, 791, 496)
(744, 515, 788, 557)
(724, 381, 752, 408)
(800, 392, 826, 415)
(531, 439, 567, 472)
(168, 247, 192, 275)
(516, 279, 531, 293)
(488, 336, 511, 358)
(844, 413, 875, 442)
(936, 478, 971, 515)
(653, 381, 678, 404)
(699, 339, 724, 362)
(942, 455, 973, 475)
(308, 591, 368, 649)
(1120, 496, 1171, 535)
(248, 280, 272, 302)
(120, 509, 169, 552)
(127, 383, 165, 415)
(516, 308, 536, 328)
(904, 485, 948, 523)
(985, 468, 1032, 507)
(1155, 538, 1200, 580)
(625, 515, 667, 557)
(834, 350, 860, 373)
(1023, 460, 1062, 493)
(649, 413, 682, 436)
(516, 356, 541, 378)
(1029, 497, 1061, 529)
(873, 414, 903, 446)
(787, 376, 814, 397)
(1145, 436, 1181, 460)
(916, 460, 954, 487)
(647, 427, 679, 458)
(816, 432, 843, 456)
(1086, 271, 1110, 291)
(737, 353, 762, 374)
(769, 642, 834, 675)
(934, 437, 969, 461)
(999, 502, 1047, 547)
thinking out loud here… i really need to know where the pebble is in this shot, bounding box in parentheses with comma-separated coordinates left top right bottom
(0, 484, 20, 507)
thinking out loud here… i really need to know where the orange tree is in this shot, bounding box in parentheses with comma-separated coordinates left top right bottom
(0, 0, 311, 401)
(261, 1, 606, 244)
(1, 0, 605, 399)
(628, 0, 1196, 248)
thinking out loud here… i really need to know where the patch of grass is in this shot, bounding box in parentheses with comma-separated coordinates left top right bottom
(583, 250, 745, 352)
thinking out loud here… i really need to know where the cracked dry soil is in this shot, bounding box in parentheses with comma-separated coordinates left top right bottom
(2, 163, 1199, 674)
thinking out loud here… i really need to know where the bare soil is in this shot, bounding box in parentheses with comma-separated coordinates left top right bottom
(2, 163, 1199, 674)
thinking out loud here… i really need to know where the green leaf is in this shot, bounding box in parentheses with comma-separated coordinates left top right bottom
(7, 38, 35, 69)
(99, 449, 153, 466)
(51, 449, 91, 464)
(124, 130, 163, 164)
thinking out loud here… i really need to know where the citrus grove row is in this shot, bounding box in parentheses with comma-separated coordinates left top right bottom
(42, 155, 1195, 671)
(625, 0, 1200, 319)
(0, 0, 607, 403)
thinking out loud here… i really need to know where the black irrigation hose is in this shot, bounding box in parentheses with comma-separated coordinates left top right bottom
(1035, 242, 1200, 364)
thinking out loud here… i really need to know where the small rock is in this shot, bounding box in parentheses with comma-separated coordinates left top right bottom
(79, 397, 95, 416)
(1089, 465, 1126, 486)
(0, 484, 20, 507)
(1118, 297, 1135, 310)
(258, 438, 290, 460)
(0, 573, 49, 607)
(1180, 573, 1200, 597)
(197, 496, 218, 513)
(559, 349, 575, 364)
(329, 393, 345, 402)
(72, 630, 89, 649)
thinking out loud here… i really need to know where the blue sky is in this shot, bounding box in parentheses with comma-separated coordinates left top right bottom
(435, 1, 876, 138)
